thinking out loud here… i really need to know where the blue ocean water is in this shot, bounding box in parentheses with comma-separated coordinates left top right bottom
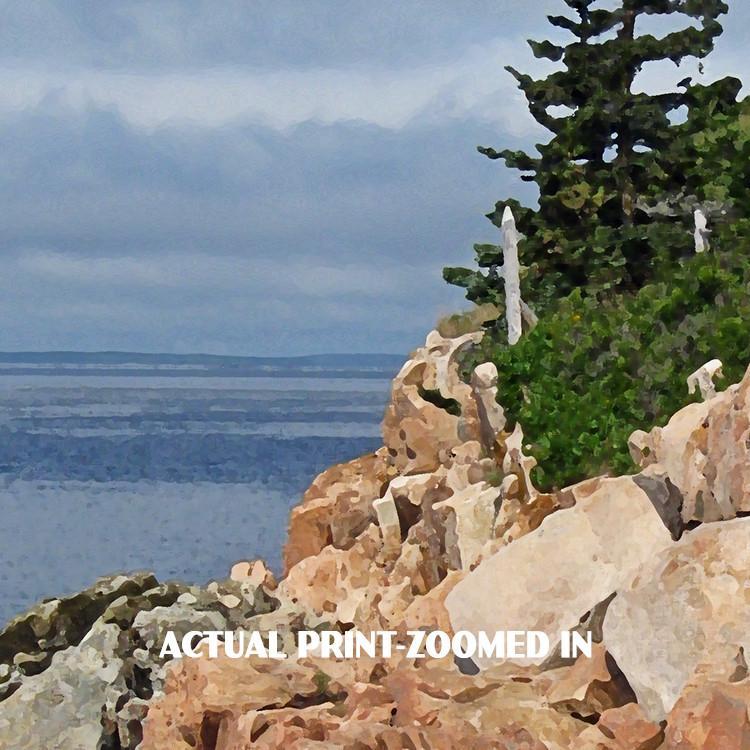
(0, 353, 400, 626)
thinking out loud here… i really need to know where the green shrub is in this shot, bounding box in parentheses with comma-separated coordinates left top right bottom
(464, 249, 750, 491)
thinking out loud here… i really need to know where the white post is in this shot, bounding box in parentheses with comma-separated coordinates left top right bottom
(694, 208, 710, 253)
(687, 358, 723, 401)
(502, 206, 522, 345)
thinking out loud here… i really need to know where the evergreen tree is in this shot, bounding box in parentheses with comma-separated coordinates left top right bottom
(661, 77, 745, 218)
(445, 0, 734, 314)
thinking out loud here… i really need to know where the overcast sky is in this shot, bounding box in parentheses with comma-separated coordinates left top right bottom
(0, 1, 748, 355)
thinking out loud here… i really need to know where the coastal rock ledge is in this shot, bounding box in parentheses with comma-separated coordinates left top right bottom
(2, 327, 750, 749)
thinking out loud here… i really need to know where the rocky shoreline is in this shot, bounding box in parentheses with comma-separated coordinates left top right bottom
(2, 327, 750, 749)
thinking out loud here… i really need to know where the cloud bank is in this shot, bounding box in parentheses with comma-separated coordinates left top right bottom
(0, 0, 747, 355)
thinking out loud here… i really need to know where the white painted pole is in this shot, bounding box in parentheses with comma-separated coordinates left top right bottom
(502, 206, 522, 345)
(694, 208, 710, 253)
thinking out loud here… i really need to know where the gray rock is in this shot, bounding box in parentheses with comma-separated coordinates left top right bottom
(0, 570, 279, 748)
(133, 603, 226, 654)
(0, 622, 126, 750)
(603, 518, 750, 720)
(0, 572, 160, 675)
(445, 476, 675, 668)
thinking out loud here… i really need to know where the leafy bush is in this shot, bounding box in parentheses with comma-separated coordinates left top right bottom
(463, 249, 750, 491)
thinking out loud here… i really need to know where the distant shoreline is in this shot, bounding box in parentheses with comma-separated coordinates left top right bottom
(0, 351, 405, 365)
(0, 351, 405, 379)
(0, 368, 397, 379)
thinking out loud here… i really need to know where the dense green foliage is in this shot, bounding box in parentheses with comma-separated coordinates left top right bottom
(444, 0, 735, 310)
(668, 85, 750, 230)
(463, 249, 750, 491)
(440, 1, 750, 490)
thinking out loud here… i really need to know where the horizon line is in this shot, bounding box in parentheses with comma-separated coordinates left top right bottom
(0, 349, 406, 360)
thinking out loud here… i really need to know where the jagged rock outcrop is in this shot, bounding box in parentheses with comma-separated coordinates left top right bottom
(445, 476, 675, 667)
(0, 570, 278, 749)
(471, 361, 507, 452)
(0, 621, 129, 750)
(5, 328, 750, 748)
(278, 331, 545, 635)
(0, 572, 161, 681)
(630, 363, 750, 524)
(603, 517, 750, 721)
(665, 677, 750, 749)
(141, 649, 589, 750)
(269, 336, 750, 747)
(545, 645, 636, 720)
(575, 703, 665, 750)
(382, 330, 484, 474)
(283, 449, 389, 571)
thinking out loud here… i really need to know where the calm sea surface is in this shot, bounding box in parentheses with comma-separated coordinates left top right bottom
(0, 354, 399, 626)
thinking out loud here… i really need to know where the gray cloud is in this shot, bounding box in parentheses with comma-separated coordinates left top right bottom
(0, 1, 747, 355)
(0, 1, 560, 70)
(0, 100, 535, 353)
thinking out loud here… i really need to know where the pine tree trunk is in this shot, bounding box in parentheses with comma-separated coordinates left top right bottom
(616, 8, 637, 228)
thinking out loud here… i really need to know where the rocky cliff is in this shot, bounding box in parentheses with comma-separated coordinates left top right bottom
(2, 327, 750, 749)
